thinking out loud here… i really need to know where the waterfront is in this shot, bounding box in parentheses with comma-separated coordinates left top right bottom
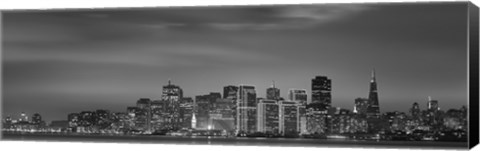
(1, 133, 468, 149)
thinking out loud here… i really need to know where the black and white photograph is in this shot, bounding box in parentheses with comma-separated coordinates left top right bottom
(1, 1, 479, 150)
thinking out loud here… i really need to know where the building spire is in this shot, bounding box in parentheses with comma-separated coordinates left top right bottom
(371, 68, 376, 83)
(168, 79, 171, 85)
(272, 80, 276, 88)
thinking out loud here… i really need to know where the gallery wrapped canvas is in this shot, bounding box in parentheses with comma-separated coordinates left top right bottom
(1, 1, 478, 150)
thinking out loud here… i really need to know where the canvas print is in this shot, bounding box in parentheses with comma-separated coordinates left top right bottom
(1, 1, 478, 149)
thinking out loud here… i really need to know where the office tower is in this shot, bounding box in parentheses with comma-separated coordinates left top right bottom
(135, 98, 151, 131)
(354, 98, 369, 116)
(31, 113, 42, 124)
(209, 98, 235, 131)
(266, 81, 281, 100)
(410, 102, 421, 117)
(236, 85, 257, 134)
(223, 85, 238, 100)
(195, 94, 213, 129)
(279, 101, 299, 136)
(162, 80, 183, 130)
(79, 111, 95, 127)
(366, 69, 381, 118)
(180, 97, 194, 104)
(257, 99, 279, 134)
(68, 113, 80, 128)
(179, 103, 194, 129)
(288, 89, 308, 105)
(311, 76, 332, 108)
(297, 105, 307, 134)
(427, 96, 439, 112)
(19, 112, 28, 122)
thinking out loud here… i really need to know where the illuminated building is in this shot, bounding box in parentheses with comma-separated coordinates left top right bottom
(257, 99, 279, 134)
(354, 98, 369, 116)
(19, 112, 28, 122)
(179, 103, 194, 129)
(68, 113, 80, 128)
(136, 98, 151, 131)
(162, 80, 183, 130)
(223, 85, 238, 100)
(209, 98, 235, 131)
(366, 69, 380, 119)
(288, 89, 308, 105)
(311, 76, 331, 108)
(31, 113, 42, 125)
(266, 81, 280, 100)
(305, 109, 327, 135)
(236, 85, 257, 134)
(279, 101, 298, 136)
(410, 102, 421, 117)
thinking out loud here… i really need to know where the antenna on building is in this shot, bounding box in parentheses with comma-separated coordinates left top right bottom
(272, 80, 276, 88)
(168, 79, 171, 85)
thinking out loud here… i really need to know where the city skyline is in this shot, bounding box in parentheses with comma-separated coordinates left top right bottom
(2, 2, 468, 122)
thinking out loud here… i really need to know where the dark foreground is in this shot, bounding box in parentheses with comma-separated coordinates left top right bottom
(1, 133, 468, 150)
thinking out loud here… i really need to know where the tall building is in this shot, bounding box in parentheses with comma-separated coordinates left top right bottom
(223, 85, 238, 100)
(162, 80, 183, 104)
(19, 112, 28, 122)
(136, 98, 151, 131)
(366, 69, 380, 118)
(162, 80, 183, 130)
(266, 81, 280, 100)
(354, 98, 369, 116)
(279, 101, 299, 136)
(257, 99, 279, 134)
(427, 96, 439, 112)
(410, 102, 421, 117)
(210, 98, 235, 131)
(311, 76, 332, 108)
(31, 113, 42, 124)
(288, 89, 308, 105)
(236, 85, 257, 134)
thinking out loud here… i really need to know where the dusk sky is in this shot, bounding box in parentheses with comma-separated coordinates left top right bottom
(2, 2, 469, 122)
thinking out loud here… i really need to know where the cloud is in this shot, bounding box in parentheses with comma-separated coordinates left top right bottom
(205, 4, 372, 31)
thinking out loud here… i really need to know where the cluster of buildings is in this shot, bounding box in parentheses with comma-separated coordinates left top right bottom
(1, 70, 468, 139)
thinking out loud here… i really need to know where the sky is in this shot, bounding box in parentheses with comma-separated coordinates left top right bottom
(2, 2, 469, 122)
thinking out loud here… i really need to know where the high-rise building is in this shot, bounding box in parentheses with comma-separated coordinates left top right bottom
(223, 85, 238, 100)
(68, 113, 80, 128)
(162, 80, 183, 103)
(410, 102, 421, 117)
(288, 89, 308, 105)
(179, 103, 194, 129)
(311, 76, 332, 108)
(279, 101, 299, 136)
(195, 93, 221, 129)
(367, 69, 380, 118)
(19, 112, 28, 122)
(266, 81, 280, 100)
(354, 98, 369, 116)
(162, 80, 183, 130)
(257, 99, 279, 134)
(236, 85, 257, 134)
(210, 98, 235, 131)
(427, 96, 439, 112)
(31, 113, 42, 125)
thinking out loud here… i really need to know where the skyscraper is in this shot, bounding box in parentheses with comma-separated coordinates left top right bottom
(279, 101, 299, 136)
(354, 98, 369, 116)
(223, 85, 238, 100)
(236, 85, 257, 134)
(366, 69, 380, 118)
(266, 81, 280, 100)
(257, 99, 279, 134)
(162, 80, 183, 130)
(427, 96, 439, 112)
(162, 80, 183, 104)
(288, 89, 308, 105)
(410, 102, 421, 117)
(311, 76, 332, 106)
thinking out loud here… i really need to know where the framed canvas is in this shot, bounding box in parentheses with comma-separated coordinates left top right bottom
(1, 1, 479, 150)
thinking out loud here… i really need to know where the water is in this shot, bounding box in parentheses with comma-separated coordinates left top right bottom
(1, 133, 468, 149)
